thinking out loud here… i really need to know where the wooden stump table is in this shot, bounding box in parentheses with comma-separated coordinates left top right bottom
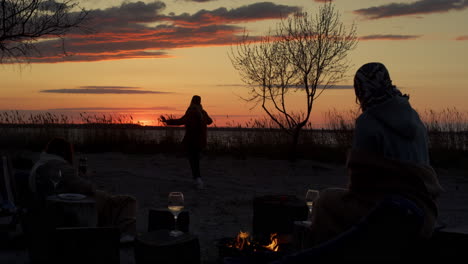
(134, 229, 200, 264)
(253, 194, 308, 247)
(292, 220, 312, 250)
(148, 208, 190, 232)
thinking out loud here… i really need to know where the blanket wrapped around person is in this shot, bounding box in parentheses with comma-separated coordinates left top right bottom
(306, 149, 444, 247)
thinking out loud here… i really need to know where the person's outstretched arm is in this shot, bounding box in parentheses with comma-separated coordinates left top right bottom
(160, 114, 186, 126)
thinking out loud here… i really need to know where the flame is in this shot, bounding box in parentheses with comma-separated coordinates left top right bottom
(228, 231, 251, 250)
(263, 233, 279, 252)
(228, 231, 279, 252)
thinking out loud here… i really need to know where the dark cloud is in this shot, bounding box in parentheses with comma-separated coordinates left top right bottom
(215, 84, 247, 87)
(79, 86, 140, 89)
(163, 2, 302, 27)
(39, 0, 69, 11)
(359, 34, 422, 40)
(41, 86, 171, 94)
(17, 1, 300, 63)
(354, 0, 468, 19)
(324, 85, 354, 89)
(88, 1, 167, 27)
(217, 84, 353, 89)
(184, 0, 216, 2)
(456, 35, 468, 40)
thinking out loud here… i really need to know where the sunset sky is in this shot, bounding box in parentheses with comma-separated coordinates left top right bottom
(1, 0, 467, 127)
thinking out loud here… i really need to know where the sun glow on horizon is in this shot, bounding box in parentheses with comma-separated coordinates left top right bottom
(0, 0, 467, 125)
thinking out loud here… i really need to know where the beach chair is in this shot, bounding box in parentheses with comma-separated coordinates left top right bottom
(0, 154, 23, 235)
(268, 195, 425, 263)
(51, 227, 120, 264)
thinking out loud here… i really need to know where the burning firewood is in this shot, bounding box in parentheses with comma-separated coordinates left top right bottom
(225, 231, 279, 252)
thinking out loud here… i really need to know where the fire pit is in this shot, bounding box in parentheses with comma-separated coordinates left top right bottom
(218, 195, 308, 263)
(218, 231, 291, 264)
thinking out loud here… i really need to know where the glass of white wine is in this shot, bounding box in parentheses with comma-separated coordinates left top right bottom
(168, 192, 184, 237)
(305, 189, 320, 220)
(50, 169, 62, 195)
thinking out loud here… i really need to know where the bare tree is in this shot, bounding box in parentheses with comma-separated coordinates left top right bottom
(230, 1, 357, 158)
(0, 0, 87, 63)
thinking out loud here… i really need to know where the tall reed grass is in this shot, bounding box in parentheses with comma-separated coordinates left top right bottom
(0, 109, 467, 166)
(421, 108, 468, 151)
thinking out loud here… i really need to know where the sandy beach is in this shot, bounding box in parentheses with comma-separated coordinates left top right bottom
(2, 151, 467, 263)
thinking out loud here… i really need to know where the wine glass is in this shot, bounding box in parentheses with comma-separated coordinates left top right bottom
(168, 192, 184, 237)
(50, 169, 62, 195)
(305, 189, 320, 220)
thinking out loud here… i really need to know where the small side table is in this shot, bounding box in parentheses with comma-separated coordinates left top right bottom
(253, 194, 308, 244)
(293, 220, 312, 250)
(148, 208, 190, 232)
(134, 229, 200, 264)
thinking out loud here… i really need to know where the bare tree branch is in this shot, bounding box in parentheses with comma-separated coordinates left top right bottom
(229, 1, 357, 156)
(0, 0, 88, 64)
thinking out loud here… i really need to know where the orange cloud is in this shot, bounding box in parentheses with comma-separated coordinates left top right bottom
(8, 1, 301, 63)
(455, 35, 468, 41)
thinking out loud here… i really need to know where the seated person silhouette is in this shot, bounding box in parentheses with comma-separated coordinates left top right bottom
(29, 137, 137, 242)
(305, 62, 444, 248)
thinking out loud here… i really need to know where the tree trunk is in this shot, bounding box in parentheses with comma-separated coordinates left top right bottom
(288, 125, 303, 161)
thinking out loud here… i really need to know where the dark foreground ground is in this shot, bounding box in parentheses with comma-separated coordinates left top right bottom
(1, 152, 467, 263)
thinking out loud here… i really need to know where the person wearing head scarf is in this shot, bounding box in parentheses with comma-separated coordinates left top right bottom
(352, 62, 430, 164)
(160, 95, 213, 189)
(300, 63, 444, 253)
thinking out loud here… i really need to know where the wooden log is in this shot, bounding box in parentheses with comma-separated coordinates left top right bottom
(148, 208, 189, 233)
(134, 229, 200, 264)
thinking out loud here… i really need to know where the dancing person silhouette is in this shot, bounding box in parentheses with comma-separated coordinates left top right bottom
(160, 95, 213, 189)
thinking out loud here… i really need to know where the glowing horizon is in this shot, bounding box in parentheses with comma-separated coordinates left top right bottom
(1, 0, 467, 128)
